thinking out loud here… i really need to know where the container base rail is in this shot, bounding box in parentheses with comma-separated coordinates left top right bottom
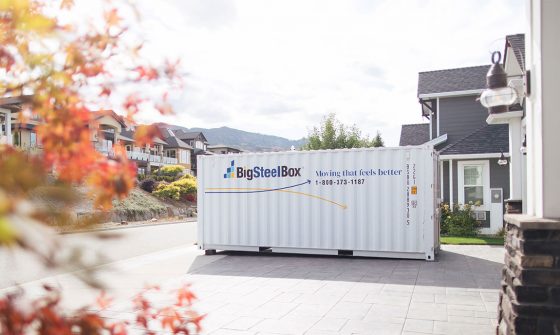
(200, 245, 436, 261)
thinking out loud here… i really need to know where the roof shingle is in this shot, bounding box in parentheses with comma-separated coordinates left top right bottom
(440, 124, 509, 155)
(163, 136, 192, 149)
(418, 65, 490, 96)
(399, 123, 430, 146)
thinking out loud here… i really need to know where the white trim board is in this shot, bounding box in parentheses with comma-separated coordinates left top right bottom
(457, 160, 491, 210)
(418, 89, 484, 99)
(486, 110, 524, 125)
(440, 153, 509, 160)
(436, 97, 440, 136)
(426, 134, 447, 146)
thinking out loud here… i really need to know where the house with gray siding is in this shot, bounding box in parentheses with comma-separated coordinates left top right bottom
(400, 65, 511, 234)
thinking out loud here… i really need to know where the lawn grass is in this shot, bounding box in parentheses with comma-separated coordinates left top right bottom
(441, 236, 504, 245)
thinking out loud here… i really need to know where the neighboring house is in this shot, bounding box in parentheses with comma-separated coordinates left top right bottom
(207, 145, 243, 155)
(174, 130, 208, 151)
(156, 127, 193, 173)
(0, 95, 34, 147)
(400, 65, 511, 234)
(174, 130, 213, 175)
(0, 97, 194, 176)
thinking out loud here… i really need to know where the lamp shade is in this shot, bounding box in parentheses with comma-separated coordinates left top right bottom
(480, 87, 518, 108)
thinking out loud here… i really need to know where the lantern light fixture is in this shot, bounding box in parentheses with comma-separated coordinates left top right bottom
(480, 51, 518, 113)
(498, 151, 508, 166)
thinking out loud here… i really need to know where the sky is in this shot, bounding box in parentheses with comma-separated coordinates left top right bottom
(130, 0, 525, 146)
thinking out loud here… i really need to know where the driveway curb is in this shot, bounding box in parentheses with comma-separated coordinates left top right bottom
(59, 219, 197, 235)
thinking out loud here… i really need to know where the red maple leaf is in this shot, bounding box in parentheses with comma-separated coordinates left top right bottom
(176, 285, 197, 306)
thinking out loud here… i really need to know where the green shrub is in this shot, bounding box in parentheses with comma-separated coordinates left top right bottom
(152, 175, 197, 200)
(173, 177, 197, 195)
(152, 175, 176, 182)
(153, 182, 181, 200)
(157, 165, 185, 177)
(443, 203, 480, 236)
(440, 203, 451, 235)
(181, 173, 196, 181)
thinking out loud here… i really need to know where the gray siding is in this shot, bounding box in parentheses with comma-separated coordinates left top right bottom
(453, 160, 458, 203)
(440, 158, 510, 213)
(442, 160, 450, 202)
(439, 95, 489, 145)
(490, 158, 510, 200)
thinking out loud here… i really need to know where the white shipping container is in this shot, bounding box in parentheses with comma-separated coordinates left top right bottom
(197, 146, 440, 260)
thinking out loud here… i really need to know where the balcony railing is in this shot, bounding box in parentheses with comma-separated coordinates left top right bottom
(150, 154, 162, 163)
(95, 146, 178, 165)
(126, 151, 150, 161)
(163, 156, 178, 164)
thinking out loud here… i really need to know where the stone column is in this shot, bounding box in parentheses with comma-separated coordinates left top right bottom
(498, 215, 560, 334)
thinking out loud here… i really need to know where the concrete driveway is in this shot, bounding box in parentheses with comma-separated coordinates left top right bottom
(187, 245, 503, 335)
(1, 227, 504, 335)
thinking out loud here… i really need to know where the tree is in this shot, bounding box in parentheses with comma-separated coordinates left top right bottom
(302, 113, 385, 150)
(0, 1, 202, 333)
(371, 131, 385, 147)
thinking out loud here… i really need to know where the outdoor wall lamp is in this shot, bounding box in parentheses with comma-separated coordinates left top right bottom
(498, 151, 508, 166)
(520, 135, 527, 155)
(480, 51, 518, 113)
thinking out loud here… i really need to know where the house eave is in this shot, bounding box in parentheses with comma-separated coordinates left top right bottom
(418, 89, 484, 100)
(439, 153, 510, 160)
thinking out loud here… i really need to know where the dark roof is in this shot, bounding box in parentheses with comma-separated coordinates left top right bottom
(118, 133, 135, 142)
(120, 129, 135, 141)
(193, 148, 213, 155)
(121, 129, 169, 146)
(208, 144, 242, 151)
(0, 95, 33, 112)
(505, 34, 525, 71)
(418, 65, 490, 96)
(399, 123, 430, 146)
(163, 136, 192, 149)
(175, 130, 208, 142)
(440, 124, 509, 155)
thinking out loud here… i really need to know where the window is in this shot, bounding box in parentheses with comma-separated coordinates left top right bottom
(13, 132, 20, 146)
(463, 165, 484, 204)
(30, 132, 37, 147)
(458, 160, 490, 209)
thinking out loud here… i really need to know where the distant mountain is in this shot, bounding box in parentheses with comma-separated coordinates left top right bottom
(161, 124, 307, 152)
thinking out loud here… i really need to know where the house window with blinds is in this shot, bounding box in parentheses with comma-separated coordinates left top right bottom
(463, 165, 484, 205)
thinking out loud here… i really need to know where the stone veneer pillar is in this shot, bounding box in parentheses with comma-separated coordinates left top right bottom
(498, 214, 560, 334)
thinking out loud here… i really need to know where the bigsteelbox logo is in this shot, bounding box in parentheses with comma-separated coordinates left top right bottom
(223, 160, 301, 180)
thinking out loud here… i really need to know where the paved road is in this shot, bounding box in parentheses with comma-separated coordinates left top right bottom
(1, 223, 505, 334)
(0, 222, 197, 288)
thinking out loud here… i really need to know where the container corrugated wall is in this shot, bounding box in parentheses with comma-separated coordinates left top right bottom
(198, 146, 438, 260)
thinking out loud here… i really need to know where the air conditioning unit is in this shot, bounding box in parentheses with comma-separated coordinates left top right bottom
(472, 211, 487, 221)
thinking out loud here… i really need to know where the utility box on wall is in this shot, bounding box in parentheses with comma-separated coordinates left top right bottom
(197, 146, 439, 260)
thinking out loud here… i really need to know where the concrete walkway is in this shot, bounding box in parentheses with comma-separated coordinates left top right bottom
(2, 244, 504, 335)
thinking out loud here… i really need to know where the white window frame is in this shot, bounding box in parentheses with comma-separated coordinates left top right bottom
(457, 160, 491, 210)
